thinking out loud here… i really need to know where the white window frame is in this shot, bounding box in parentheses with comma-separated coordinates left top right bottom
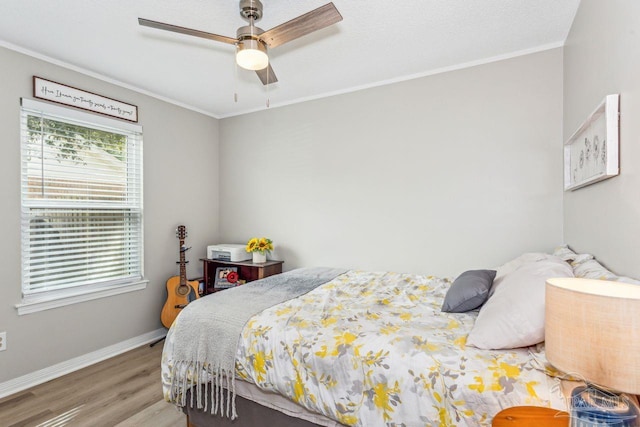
(16, 98, 146, 315)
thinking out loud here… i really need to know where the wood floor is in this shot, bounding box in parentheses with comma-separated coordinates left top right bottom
(0, 342, 186, 427)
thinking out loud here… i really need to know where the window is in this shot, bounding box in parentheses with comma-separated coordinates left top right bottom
(18, 99, 145, 314)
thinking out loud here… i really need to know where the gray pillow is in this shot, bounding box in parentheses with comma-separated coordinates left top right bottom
(441, 269, 497, 313)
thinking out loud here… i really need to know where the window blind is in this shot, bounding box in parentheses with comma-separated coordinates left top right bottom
(20, 99, 143, 298)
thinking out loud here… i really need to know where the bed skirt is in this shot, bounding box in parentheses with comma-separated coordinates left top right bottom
(184, 392, 321, 427)
(183, 380, 346, 427)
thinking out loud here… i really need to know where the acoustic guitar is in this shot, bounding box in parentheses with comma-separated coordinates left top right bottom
(160, 225, 200, 328)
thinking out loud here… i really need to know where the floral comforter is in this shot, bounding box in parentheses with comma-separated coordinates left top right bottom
(233, 270, 564, 426)
(163, 270, 565, 426)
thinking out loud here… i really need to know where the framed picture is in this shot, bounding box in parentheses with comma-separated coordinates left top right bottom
(564, 94, 619, 191)
(214, 267, 239, 289)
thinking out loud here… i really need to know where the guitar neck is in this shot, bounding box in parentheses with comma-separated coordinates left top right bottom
(179, 239, 187, 286)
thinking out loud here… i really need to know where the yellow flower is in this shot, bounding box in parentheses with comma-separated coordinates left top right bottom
(245, 238, 258, 252)
(246, 237, 273, 253)
(525, 381, 540, 400)
(371, 380, 401, 422)
(258, 237, 273, 251)
(252, 350, 272, 383)
(468, 376, 485, 393)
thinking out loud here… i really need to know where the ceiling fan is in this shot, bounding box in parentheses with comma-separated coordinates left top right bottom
(139, 0, 342, 85)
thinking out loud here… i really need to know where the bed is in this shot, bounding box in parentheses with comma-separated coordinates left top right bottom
(161, 246, 638, 426)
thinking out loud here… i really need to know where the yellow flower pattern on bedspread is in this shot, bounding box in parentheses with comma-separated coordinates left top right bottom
(230, 271, 560, 426)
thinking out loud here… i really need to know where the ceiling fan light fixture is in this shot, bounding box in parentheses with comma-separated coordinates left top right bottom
(236, 39, 268, 70)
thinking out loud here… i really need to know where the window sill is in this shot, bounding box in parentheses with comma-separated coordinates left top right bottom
(15, 280, 149, 315)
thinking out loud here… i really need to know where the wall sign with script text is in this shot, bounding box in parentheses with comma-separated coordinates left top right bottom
(33, 76, 138, 122)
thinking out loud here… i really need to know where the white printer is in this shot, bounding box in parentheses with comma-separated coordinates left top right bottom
(207, 244, 252, 262)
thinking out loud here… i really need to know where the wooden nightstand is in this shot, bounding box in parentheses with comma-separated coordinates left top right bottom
(201, 259, 284, 295)
(492, 406, 569, 427)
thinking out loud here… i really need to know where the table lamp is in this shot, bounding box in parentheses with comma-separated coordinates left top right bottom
(545, 277, 640, 427)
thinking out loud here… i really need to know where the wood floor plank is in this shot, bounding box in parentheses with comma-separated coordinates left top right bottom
(0, 342, 186, 427)
(7, 409, 54, 427)
(115, 399, 185, 427)
(0, 391, 36, 408)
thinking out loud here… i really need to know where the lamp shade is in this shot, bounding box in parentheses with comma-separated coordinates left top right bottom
(236, 39, 268, 71)
(545, 278, 640, 394)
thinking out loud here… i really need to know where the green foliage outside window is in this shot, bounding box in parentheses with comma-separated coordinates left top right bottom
(27, 115, 126, 162)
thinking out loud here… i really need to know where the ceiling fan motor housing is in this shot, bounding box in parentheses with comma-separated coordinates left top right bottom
(236, 24, 267, 50)
(240, 0, 263, 22)
(236, 25, 264, 40)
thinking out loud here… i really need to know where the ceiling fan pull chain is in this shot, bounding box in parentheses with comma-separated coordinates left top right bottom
(266, 65, 270, 108)
(234, 46, 239, 102)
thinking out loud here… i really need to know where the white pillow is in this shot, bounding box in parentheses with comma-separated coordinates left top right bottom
(573, 258, 619, 280)
(573, 258, 640, 285)
(466, 257, 573, 350)
(489, 252, 556, 297)
(570, 253, 595, 266)
(551, 245, 595, 269)
(551, 245, 579, 262)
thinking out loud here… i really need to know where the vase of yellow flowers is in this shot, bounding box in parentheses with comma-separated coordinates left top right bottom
(246, 237, 273, 264)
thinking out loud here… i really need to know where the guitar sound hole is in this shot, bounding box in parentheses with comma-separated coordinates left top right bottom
(177, 286, 190, 296)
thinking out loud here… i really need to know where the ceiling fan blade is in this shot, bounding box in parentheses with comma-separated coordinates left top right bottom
(138, 18, 237, 45)
(260, 3, 342, 49)
(255, 64, 278, 85)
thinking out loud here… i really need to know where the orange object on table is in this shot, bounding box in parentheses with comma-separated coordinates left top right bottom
(492, 406, 569, 427)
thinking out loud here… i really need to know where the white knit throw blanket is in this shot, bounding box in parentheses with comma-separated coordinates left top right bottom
(164, 267, 348, 419)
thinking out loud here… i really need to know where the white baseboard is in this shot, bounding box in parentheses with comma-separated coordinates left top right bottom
(0, 328, 166, 399)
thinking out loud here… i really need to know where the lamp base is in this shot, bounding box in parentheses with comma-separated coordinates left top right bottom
(569, 385, 639, 427)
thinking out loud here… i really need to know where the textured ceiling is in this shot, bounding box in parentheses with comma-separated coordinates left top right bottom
(0, 0, 580, 118)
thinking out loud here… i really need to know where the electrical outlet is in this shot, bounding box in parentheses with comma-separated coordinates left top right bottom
(0, 331, 6, 351)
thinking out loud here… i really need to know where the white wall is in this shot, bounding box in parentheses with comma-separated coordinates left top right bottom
(0, 46, 220, 383)
(220, 49, 564, 277)
(563, 0, 640, 278)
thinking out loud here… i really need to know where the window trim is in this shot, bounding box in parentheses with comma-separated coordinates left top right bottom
(15, 279, 149, 315)
(18, 98, 145, 314)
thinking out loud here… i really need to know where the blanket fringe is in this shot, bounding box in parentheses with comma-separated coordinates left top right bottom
(168, 360, 237, 420)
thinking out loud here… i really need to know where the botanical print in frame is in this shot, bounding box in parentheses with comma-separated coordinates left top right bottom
(564, 94, 619, 191)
